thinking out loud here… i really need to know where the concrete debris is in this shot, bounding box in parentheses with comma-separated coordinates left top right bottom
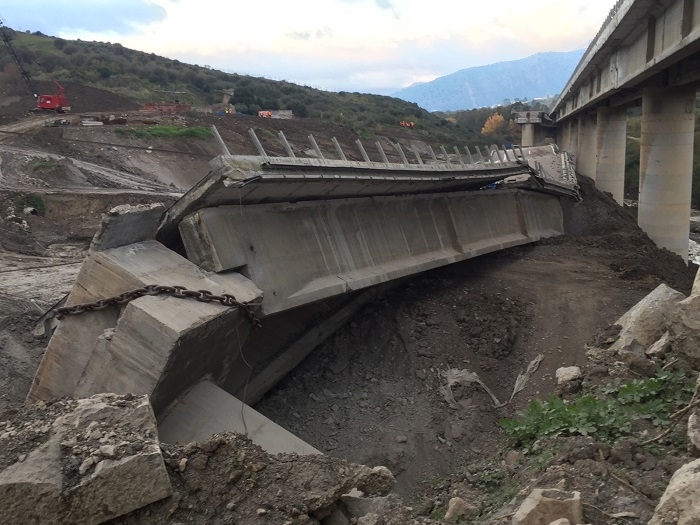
(609, 283, 685, 355)
(89, 202, 166, 252)
(443, 497, 478, 522)
(0, 394, 171, 525)
(668, 294, 700, 366)
(555, 366, 582, 385)
(648, 458, 700, 525)
(512, 488, 583, 525)
(646, 330, 672, 358)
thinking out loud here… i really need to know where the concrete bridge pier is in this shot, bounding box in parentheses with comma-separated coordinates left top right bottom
(595, 106, 627, 204)
(638, 85, 696, 262)
(576, 113, 598, 180)
(521, 123, 535, 147)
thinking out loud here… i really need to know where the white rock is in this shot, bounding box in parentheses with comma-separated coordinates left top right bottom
(610, 284, 685, 355)
(555, 367, 582, 385)
(646, 331, 672, 358)
(512, 489, 583, 525)
(668, 294, 700, 366)
(548, 520, 571, 525)
(687, 410, 700, 452)
(648, 458, 700, 525)
(444, 497, 478, 522)
(0, 394, 172, 525)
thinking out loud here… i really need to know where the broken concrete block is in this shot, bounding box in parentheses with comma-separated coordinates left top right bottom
(646, 331, 672, 358)
(444, 496, 478, 522)
(29, 240, 262, 416)
(0, 394, 172, 525)
(0, 434, 62, 523)
(609, 284, 685, 355)
(158, 380, 320, 455)
(692, 267, 700, 297)
(555, 367, 582, 385)
(668, 294, 700, 366)
(512, 489, 583, 525)
(648, 458, 700, 525)
(90, 203, 166, 251)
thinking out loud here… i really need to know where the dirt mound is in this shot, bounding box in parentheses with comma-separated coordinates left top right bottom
(106, 433, 434, 525)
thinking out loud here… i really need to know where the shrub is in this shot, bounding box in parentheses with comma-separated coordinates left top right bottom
(15, 194, 46, 216)
(500, 370, 694, 450)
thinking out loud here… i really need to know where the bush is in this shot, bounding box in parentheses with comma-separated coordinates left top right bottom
(15, 194, 46, 216)
(500, 370, 694, 450)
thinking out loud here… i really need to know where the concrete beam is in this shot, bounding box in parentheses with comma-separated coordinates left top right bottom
(638, 84, 696, 262)
(595, 106, 627, 204)
(28, 240, 262, 415)
(179, 190, 564, 315)
(158, 380, 320, 455)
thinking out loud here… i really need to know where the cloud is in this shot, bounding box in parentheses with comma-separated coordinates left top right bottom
(286, 26, 333, 41)
(1, 0, 165, 36)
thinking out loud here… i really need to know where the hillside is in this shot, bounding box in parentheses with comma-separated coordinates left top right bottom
(0, 27, 481, 146)
(393, 50, 584, 112)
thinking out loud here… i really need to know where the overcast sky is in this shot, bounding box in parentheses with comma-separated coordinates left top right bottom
(2, 0, 615, 94)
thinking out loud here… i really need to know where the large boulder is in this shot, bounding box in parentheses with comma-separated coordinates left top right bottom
(609, 284, 685, 355)
(668, 294, 700, 366)
(0, 394, 172, 525)
(648, 459, 700, 525)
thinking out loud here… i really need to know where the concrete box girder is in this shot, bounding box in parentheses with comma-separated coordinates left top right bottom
(179, 190, 564, 315)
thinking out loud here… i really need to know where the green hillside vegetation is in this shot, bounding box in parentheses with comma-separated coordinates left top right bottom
(0, 28, 474, 146)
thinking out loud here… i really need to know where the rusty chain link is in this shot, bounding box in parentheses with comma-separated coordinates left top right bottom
(54, 284, 262, 328)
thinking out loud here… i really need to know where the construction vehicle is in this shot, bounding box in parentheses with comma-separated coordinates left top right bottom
(0, 16, 70, 112)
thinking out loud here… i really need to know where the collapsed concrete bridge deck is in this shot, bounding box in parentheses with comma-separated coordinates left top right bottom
(27, 143, 577, 452)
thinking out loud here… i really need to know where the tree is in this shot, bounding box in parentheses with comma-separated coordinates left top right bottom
(481, 113, 505, 136)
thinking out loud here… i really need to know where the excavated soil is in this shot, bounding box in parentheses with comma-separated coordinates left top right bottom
(0, 108, 699, 523)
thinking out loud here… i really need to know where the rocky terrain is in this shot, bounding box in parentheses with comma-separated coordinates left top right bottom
(1, 94, 700, 524)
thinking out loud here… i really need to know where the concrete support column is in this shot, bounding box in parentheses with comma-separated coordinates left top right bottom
(565, 120, 578, 156)
(521, 123, 535, 147)
(595, 106, 627, 204)
(576, 113, 598, 179)
(638, 85, 696, 262)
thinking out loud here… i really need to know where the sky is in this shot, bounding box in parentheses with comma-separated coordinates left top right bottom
(1, 0, 616, 95)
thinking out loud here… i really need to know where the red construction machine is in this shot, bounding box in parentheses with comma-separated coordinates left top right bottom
(0, 16, 71, 112)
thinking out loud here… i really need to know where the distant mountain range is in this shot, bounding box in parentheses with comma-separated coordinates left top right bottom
(392, 50, 584, 112)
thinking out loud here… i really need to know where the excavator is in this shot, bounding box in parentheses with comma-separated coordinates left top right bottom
(0, 16, 70, 112)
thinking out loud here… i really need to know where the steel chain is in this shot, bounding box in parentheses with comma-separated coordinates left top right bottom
(54, 284, 262, 328)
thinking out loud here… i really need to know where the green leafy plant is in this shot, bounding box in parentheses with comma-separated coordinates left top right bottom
(500, 370, 694, 450)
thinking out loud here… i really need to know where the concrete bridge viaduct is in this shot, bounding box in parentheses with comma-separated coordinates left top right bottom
(522, 0, 700, 261)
